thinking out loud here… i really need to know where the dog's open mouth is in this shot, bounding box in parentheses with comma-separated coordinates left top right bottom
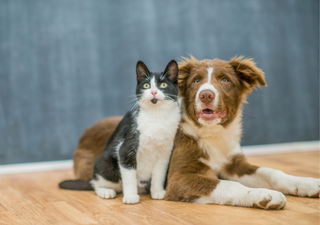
(203, 108, 214, 115)
(196, 108, 227, 120)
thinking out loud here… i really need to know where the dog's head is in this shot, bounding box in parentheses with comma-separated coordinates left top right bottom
(178, 55, 266, 127)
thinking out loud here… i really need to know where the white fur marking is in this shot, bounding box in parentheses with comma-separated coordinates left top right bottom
(150, 77, 157, 91)
(224, 167, 320, 197)
(90, 174, 122, 199)
(194, 180, 286, 209)
(207, 67, 213, 83)
(150, 156, 171, 199)
(119, 166, 139, 204)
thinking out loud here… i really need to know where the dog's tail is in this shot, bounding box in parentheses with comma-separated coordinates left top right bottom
(59, 180, 94, 191)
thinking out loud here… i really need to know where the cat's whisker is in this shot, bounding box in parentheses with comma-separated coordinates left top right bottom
(165, 93, 177, 96)
(144, 73, 151, 81)
(160, 73, 167, 80)
(164, 95, 176, 102)
(131, 101, 139, 111)
(128, 98, 138, 103)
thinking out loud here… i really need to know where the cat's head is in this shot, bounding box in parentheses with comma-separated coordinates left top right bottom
(135, 60, 179, 108)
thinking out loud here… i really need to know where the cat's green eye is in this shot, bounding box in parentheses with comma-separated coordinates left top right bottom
(160, 83, 168, 88)
(143, 83, 150, 88)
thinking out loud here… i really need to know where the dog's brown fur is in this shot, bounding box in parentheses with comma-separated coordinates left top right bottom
(222, 154, 259, 177)
(73, 116, 122, 181)
(164, 128, 220, 202)
(165, 56, 266, 202)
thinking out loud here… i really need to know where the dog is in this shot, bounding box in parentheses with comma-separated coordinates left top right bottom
(164, 55, 319, 209)
(73, 116, 122, 181)
(71, 56, 319, 209)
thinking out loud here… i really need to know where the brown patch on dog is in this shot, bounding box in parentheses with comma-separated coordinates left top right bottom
(223, 154, 259, 177)
(178, 56, 266, 127)
(268, 204, 281, 210)
(165, 129, 220, 202)
(310, 192, 319, 198)
(259, 199, 270, 207)
(253, 203, 260, 208)
(73, 116, 122, 180)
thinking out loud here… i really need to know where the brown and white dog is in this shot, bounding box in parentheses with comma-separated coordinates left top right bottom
(73, 116, 122, 181)
(72, 56, 319, 209)
(164, 56, 320, 209)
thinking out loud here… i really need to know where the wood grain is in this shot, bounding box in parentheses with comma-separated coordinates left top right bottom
(0, 151, 319, 225)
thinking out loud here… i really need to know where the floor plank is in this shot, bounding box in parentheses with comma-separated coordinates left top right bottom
(0, 151, 319, 225)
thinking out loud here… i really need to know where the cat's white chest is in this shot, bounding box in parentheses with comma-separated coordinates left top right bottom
(135, 104, 180, 183)
(136, 104, 180, 146)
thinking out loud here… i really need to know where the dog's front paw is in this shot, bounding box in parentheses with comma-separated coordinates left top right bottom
(123, 194, 140, 204)
(250, 189, 287, 210)
(283, 177, 320, 198)
(151, 190, 166, 200)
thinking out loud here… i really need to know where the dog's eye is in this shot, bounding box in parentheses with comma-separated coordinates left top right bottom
(194, 79, 200, 84)
(160, 83, 167, 88)
(221, 78, 228, 83)
(143, 83, 150, 88)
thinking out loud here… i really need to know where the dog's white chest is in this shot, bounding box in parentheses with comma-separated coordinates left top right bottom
(198, 138, 230, 172)
(197, 129, 242, 173)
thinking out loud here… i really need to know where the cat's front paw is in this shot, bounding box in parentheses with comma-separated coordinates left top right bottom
(123, 194, 140, 204)
(151, 190, 166, 200)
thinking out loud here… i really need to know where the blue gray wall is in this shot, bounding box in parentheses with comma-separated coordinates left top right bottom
(0, 0, 319, 164)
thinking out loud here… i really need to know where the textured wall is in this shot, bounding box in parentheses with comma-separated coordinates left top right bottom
(0, 0, 319, 164)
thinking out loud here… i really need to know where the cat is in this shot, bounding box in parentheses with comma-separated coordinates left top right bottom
(59, 60, 181, 204)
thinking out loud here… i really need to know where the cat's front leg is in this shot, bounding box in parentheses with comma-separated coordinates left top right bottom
(119, 142, 140, 204)
(150, 155, 171, 200)
(119, 166, 140, 204)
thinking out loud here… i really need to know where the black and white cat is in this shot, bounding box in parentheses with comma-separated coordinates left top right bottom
(59, 60, 181, 204)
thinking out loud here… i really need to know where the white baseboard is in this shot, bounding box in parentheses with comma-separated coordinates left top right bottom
(242, 140, 319, 155)
(0, 140, 319, 175)
(0, 160, 73, 175)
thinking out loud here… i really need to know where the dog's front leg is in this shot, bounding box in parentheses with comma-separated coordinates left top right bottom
(220, 154, 320, 198)
(166, 174, 286, 209)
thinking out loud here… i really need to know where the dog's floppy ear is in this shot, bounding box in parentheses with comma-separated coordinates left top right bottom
(229, 56, 266, 93)
(178, 55, 197, 96)
(136, 61, 150, 82)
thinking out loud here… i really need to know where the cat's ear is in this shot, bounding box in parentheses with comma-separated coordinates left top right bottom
(136, 61, 150, 82)
(163, 60, 179, 83)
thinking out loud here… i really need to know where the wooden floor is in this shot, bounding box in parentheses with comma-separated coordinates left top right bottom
(0, 151, 319, 225)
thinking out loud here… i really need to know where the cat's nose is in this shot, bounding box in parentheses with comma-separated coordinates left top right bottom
(151, 91, 157, 97)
